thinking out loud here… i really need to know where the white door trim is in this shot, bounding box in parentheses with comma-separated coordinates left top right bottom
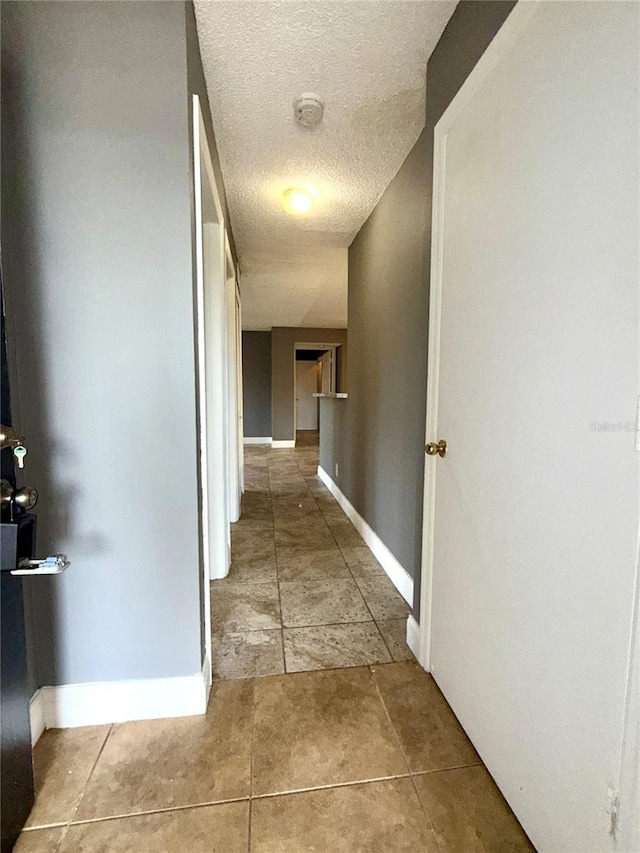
(225, 235, 241, 523)
(192, 94, 213, 670)
(195, 97, 230, 581)
(235, 282, 245, 494)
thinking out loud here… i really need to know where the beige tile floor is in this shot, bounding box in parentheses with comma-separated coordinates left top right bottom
(211, 432, 414, 679)
(16, 433, 536, 851)
(17, 662, 534, 852)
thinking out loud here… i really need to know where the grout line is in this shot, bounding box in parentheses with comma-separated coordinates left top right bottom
(368, 667, 412, 778)
(66, 797, 251, 827)
(280, 626, 287, 674)
(47, 722, 115, 851)
(365, 666, 448, 850)
(250, 772, 413, 801)
(269, 461, 287, 673)
(248, 676, 257, 851)
(327, 518, 382, 627)
(411, 762, 484, 776)
(71, 723, 114, 814)
(408, 772, 446, 853)
(247, 661, 380, 680)
(214, 659, 395, 682)
(52, 825, 69, 853)
(373, 615, 397, 662)
(282, 618, 382, 631)
(366, 667, 446, 853)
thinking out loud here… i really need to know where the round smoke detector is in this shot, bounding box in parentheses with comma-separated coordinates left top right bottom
(293, 94, 324, 129)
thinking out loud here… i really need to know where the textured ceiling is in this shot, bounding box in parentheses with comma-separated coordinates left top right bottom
(194, 0, 456, 330)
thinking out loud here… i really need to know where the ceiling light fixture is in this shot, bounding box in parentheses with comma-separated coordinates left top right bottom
(282, 187, 313, 215)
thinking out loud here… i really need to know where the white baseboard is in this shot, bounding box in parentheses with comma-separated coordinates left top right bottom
(317, 466, 414, 606)
(243, 437, 297, 449)
(29, 658, 210, 736)
(30, 689, 46, 746)
(406, 615, 421, 660)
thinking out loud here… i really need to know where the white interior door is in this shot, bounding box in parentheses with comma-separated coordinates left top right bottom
(295, 361, 318, 431)
(320, 350, 334, 394)
(421, 4, 639, 851)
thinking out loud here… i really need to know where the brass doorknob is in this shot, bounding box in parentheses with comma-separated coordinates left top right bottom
(425, 439, 447, 458)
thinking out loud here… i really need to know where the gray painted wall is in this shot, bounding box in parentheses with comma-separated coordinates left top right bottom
(320, 1, 516, 616)
(271, 328, 348, 442)
(2, 0, 207, 687)
(243, 332, 272, 438)
(320, 135, 430, 588)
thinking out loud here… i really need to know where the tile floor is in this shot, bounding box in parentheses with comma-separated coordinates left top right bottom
(17, 662, 534, 852)
(16, 433, 536, 851)
(211, 432, 414, 679)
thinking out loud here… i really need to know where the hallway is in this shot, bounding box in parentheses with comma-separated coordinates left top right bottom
(212, 432, 412, 679)
(16, 434, 534, 851)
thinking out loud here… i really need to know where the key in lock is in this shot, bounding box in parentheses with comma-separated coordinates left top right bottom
(13, 445, 27, 469)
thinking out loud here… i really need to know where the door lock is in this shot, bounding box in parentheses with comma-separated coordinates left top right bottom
(0, 425, 24, 450)
(1, 425, 28, 468)
(425, 439, 447, 458)
(1, 480, 38, 514)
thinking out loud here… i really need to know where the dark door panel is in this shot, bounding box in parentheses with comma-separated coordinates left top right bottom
(1, 273, 36, 852)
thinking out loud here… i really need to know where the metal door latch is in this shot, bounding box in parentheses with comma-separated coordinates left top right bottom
(11, 554, 70, 576)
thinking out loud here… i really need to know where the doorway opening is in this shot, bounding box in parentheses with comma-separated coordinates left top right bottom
(192, 94, 244, 689)
(294, 342, 343, 449)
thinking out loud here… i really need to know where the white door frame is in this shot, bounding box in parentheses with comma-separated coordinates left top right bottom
(192, 95, 213, 677)
(235, 281, 244, 493)
(417, 4, 639, 849)
(193, 94, 232, 596)
(225, 234, 241, 522)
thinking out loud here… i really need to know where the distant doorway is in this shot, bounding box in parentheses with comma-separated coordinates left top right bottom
(295, 359, 319, 430)
(293, 342, 344, 449)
